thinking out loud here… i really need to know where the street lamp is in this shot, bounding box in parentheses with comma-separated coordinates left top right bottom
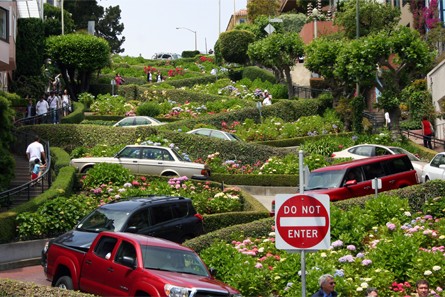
(176, 27, 197, 51)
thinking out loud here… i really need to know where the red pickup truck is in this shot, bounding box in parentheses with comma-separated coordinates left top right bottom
(44, 231, 241, 297)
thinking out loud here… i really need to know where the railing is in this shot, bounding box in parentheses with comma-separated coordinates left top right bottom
(14, 107, 65, 127)
(0, 132, 52, 209)
(403, 129, 445, 151)
(293, 85, 331, 99)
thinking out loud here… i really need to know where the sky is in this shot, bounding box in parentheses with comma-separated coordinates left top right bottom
(100, 0, 248, 58)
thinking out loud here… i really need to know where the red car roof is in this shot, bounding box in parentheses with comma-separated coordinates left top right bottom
(313, 154, 409, 172)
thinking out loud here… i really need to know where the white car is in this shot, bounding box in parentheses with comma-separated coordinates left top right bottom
(421, 152, 445, 182)
(187, 128, 242, 141)
(70, 145, 209, 179)
(113, 116, 164, 128)
(331, 144, 427, 182)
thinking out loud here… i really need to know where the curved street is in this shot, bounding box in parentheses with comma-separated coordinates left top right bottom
(0, 265, 49, 286)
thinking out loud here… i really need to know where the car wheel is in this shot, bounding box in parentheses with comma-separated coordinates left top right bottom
(81, 166, 93, 174)
(55, 276, 73, 290)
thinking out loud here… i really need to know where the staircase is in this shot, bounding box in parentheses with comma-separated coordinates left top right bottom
(0, 155, 49, 211)
(363, 111, 385, 130)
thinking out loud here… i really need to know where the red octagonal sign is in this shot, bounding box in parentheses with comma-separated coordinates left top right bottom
(275, 194, 330, 250)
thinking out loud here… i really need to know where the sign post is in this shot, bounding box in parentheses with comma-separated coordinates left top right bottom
(275, 193, 330, 296)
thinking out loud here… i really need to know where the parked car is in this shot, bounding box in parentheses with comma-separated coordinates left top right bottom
(331, 144, 427, 182)
(70, 144, 210, 179)
(421, 152, 445, 182)
(41, 196, 205, 269)
(43, 231, 241, 296)
(113, 116, 164, 127)
(187, 128, 242, 141)
(152, 52, 181, 60)
(304, 154, 419, 201)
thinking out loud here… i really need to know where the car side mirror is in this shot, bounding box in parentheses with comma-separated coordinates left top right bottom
(126, 226, 138, 233)
(209, 267, 217, 277)
(345, 180, 357, 186)
(121, 256, 137, 269)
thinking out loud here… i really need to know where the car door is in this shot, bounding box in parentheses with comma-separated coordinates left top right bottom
(342, 166, 373, 198)
(426, 154, 445, 180)
(80, 236, 118, 296)
(380, 156, 417, 190)
(140, 147, 172, 175)
(115, 146, 141, 173)
(145, 204, 186, 242)
(106, 240, 141, 296)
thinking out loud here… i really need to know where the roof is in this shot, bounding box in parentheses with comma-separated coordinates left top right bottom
(313, 154, 409, 172)
(101, 196, 190, 211)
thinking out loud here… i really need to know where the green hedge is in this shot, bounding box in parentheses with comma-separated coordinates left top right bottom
(184, 217, 274, 253)
(242, 66, 276, 84)
(256, 132, 354, 147)
(211, 173, 298, 187)
(60, 101, 85, 124)
(0, 165, 76, 243)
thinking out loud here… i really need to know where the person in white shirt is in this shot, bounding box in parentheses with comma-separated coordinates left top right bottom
(262, 90, 272, 106)
(48, 91, 61, 124)
(384, 111, 391, 130)
(62, 89, 71, 116)
(35, 95, 49, 124)
(26, 135, 46, 181)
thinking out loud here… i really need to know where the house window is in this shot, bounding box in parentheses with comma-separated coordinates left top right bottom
(0, 7, 8, 42)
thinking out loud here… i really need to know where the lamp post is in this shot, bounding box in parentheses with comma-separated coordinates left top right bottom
(176, 27, 197, 51)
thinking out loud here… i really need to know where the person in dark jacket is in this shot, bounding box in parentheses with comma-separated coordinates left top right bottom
(311, 274, 338, 297)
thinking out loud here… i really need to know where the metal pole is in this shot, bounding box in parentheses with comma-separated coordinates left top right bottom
(299, 150, 306, 297)
(218, 0, 221, 35)
(61, 0, 64, 35)
(194, 31, 197, 51)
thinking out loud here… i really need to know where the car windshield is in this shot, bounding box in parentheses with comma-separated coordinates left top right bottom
(388, 147, 420, 161)
(142, 245, 209, 277)
(305, 170, 346, 190)
(76, 208, 130, 232)
(172, 148, 191, 162)
(227, 133, 242, 141)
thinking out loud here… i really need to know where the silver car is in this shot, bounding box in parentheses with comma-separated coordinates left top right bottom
(187, 128, 242, 141)
(113, 116, 164, 128)
(70, 145, 209, 179)
(331, 144, 427, 182)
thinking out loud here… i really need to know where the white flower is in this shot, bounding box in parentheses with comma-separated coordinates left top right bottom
(404, 211, 412, 217)
(268, 232, 275, 237)
(433, 266, 441, 271)
(360, 282, 369, 288)
(424, 270, 433, 276)
(320, 252, 327, 258)
(258, 247, 265, 253)
(356, 287, 363, 292)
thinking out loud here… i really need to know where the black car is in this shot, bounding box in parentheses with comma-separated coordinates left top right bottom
(42, 196, 204, 269)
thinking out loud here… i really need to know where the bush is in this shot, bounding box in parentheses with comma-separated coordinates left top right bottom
(81, 163, 134, 188)
(182, 50, 200, 58)
(242, 66, 276, 84)
(137, 101, 161, 117)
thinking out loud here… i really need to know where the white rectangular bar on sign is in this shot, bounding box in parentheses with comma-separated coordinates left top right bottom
(280, 217, 326, 227)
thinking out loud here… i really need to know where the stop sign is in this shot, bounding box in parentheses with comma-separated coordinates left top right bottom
(275, 194, 330, 250)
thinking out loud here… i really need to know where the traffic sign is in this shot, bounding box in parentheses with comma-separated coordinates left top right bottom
(275, 194, 330, 250)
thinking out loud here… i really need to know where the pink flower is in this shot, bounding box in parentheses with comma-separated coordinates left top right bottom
(255, 263, 263, 269)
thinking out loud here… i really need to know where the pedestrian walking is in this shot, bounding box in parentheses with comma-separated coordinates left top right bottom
(26, 135, 46, 182)
(62, 89, 71, 116)
(35, 95, 49, 124)
(421, 116, 434, 149)
(384, 111, 391, 130)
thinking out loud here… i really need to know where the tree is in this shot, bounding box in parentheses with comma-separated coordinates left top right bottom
(45, 34, 111, 97)
(43, 3, 75, 36)
(219, 30, 255, 64)
(96, 5, 125, 54)
(64, 0, 125, 53)
(248, 32, 305, 98)
(247, 0, 280, 23)
(337, 27, 434, 129)
(334, 0, 400, 39)
(280, 13, 307, 33)
(235, 15, 284, 41)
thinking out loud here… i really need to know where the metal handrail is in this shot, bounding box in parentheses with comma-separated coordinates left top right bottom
(403, 129, 445, 151)
(0, 132, 52, 209)
(293, 85, 330, 99)
(14, 107, 65, 126)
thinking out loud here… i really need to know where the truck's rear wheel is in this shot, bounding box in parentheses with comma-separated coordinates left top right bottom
(55, 276, 73, 290)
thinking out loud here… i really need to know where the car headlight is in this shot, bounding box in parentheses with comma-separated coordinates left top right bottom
(164, 284, 189, 297)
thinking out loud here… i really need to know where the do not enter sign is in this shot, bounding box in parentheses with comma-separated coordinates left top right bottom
(275, 194, 330, 250)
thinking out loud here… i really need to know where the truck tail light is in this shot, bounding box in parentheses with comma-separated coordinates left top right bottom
(194, 213, 203, 221)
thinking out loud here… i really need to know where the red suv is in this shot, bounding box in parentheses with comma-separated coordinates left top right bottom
(304, 154, 418, 201)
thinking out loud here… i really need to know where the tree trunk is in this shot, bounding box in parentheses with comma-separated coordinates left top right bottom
(284, 67, 294, 99)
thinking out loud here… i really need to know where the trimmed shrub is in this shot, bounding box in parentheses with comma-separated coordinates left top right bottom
(242, 66, 276, 84)
(137, 101, 161, 117)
